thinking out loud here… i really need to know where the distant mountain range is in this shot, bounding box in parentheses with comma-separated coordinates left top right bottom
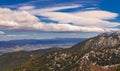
(0, 38, 85, 54)
(0, 31, 120, 71)
(0, 38, 85, 48)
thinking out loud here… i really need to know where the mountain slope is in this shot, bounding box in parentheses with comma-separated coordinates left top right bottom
(11, 47, 120, 71)
(1, 31, 120, 71)
(0, 48, 61, 71)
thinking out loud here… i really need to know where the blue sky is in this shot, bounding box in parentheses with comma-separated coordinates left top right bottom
(0, 0, 119, 40)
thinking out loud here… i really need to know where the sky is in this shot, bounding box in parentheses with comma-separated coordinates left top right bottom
(0, 0, 120, 40)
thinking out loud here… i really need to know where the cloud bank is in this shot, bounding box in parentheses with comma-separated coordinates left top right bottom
(0, 5, 120, 33)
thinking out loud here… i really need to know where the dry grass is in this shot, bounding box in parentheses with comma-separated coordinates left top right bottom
(90, 64, 118, 71)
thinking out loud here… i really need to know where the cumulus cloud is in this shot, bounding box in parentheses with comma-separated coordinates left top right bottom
(0, 8, 40, 30)
(0, 5, 120, 33)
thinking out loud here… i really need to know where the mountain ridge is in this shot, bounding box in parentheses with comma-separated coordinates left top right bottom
(1, 31, 120, 71)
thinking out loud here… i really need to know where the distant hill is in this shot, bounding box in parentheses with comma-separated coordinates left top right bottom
(1, 31, 120, 71)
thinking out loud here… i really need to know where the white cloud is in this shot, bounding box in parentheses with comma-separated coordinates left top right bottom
(40, 11, 120, 28)
(21, 5, 82, 14)
(0, 5, 120, 33)
(34, 23, 107, 32)
(0, 31, 4, 35)
(18, 6, 35, 10)
(0, 8, 40, 30)
(74, 10, 118, 20)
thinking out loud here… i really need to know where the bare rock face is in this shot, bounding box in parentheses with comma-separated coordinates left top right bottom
(86, 32, 120, 50)
(72, 31, 120, 52)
